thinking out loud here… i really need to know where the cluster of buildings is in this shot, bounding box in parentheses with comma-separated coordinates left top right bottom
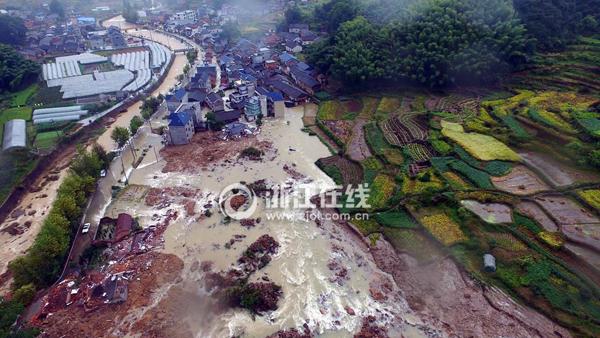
(164, 26, 324, 145)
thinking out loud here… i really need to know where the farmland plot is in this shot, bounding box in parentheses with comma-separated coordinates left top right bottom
(318, 155, 364, 186)
(347, 119, 372, 161)
(461, 200, 513, 224)
(535, 195, 600, 225)
(516, 201, 558, 231)
(380, 113, 428, 147)
(519, 151, 600, 187)
(491, 165, 550, 195)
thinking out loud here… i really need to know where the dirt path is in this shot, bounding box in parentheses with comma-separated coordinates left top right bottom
(346, 118, 371, 161)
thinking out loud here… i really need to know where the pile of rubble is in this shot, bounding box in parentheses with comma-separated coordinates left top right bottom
(160, 131, 274, 173)
(203, 235, 283, 315)
(33, 207, 181, 327)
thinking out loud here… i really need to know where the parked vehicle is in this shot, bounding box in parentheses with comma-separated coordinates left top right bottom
(82, 223, 91, 234)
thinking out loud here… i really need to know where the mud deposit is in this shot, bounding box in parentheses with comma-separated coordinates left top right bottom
(33, 107, 572, 337)
(491, 165, 550, 195)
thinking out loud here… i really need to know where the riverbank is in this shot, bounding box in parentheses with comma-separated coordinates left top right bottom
(0, 18, 192, 294)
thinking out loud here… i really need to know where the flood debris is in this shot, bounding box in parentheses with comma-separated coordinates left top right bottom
(203, 235, 282, 315)
(160, 131, 273, 173)
(354, 316, 389, 338)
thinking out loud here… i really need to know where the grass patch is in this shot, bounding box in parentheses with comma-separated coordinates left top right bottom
(317, 100, 341, 120)
(34, 131, 63, 150)
(577, 189, 600, 211)
(10, 84, 38, 107)
(441, 121, 520, 161)
(0, 151, 38, 203)
(368, 174, 396, 209)
(418, 212, 467, 246)
(375, 209, 418, 228)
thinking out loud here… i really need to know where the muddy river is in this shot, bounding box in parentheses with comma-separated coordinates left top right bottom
(88, 105, 428, 337)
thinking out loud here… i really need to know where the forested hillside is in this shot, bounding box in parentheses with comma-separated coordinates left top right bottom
(301, 0, 600, 87)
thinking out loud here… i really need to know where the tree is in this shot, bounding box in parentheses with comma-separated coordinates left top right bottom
(141, 96, 162, 120)
(311, 0, 532, 87)
(13, 284, 36, 305)
(122, 0, 139, 24)
(49, 0, 65, 18)
(111, 126, 130, 148)
(186, 49, 198, 64)
(69, 146, 103, 179)
(314, 0, 359, 33)
(220, 21, 241, 45)
(284, 6, 304, 26)
(0, 44, 39, 92)
(129, 115, 144, 135)
(0, 15, 27, 45)
(513, 0, 600, 50)
(330, 17, 383, 84)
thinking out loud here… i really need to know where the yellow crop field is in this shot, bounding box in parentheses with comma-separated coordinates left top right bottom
(419, 213, 466, 246)
(442, 122, 520, 162)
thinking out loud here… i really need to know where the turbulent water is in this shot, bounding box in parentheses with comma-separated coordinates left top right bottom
(93, 107, 426, 337)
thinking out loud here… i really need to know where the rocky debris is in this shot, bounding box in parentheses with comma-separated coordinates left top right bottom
(266, 325, 313, 338)
(1, 222, 25, 236)
(327, 260, 349, 285)
(240, 218, 257, 228)
(34, 253, 185, 338)
(10, 208, 25, 218)
(354, 316, 389, 338)
(247, 179, 272, 197)
(225, 234, 247, 248)
(160, 131, 273, 173)
(283, 164, 307, 181)
(345, 306, 356, 316)
(229, 194, 247, 211)
(183, 199, 196, 216)
(203, 235, 282, 316)
(237, 234, 279, 273)
(144, 186, 201, 210)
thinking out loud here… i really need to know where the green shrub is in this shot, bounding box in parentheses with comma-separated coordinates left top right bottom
(449, 161, 493, 189)
(12, 284, 36, 305)
(500, 115, 530, 139)
(375, 209, 418, 228)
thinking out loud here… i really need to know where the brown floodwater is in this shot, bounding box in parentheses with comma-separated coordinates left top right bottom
(97, 106, 430, 337)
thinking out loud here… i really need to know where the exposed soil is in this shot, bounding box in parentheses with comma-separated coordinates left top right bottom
(323, 120, 353, 143)
(347, 119, 372, 161)
(491, 165, 550, 195)
(516, 201, 559, 231)
(35, 252, 185, 338)
(562, 224, 600, 252)
(534, 194, 600, 225)
(461, 200, 513, 224)
(369, 238, 571, 338)
(160, 131, 273, 173)
(519, 151, 600, 187)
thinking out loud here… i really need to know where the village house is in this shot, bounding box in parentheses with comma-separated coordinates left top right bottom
(214, 109, 242, 125)
(206, 92, 225, 112)
(289, 23, 309, 34)
(93, 213, 135, 245)
(289, 66, 320, 95)
(167, 111, 195, 145)
(176, 102, 206, 130)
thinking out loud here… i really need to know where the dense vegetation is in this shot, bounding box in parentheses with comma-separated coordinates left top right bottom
(0, 15, 26, 46)
(513, 0, 600, 50)
(8, 146, 107, 293)
(306, 0, 532, 87)
(0, 44, 39, 93)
